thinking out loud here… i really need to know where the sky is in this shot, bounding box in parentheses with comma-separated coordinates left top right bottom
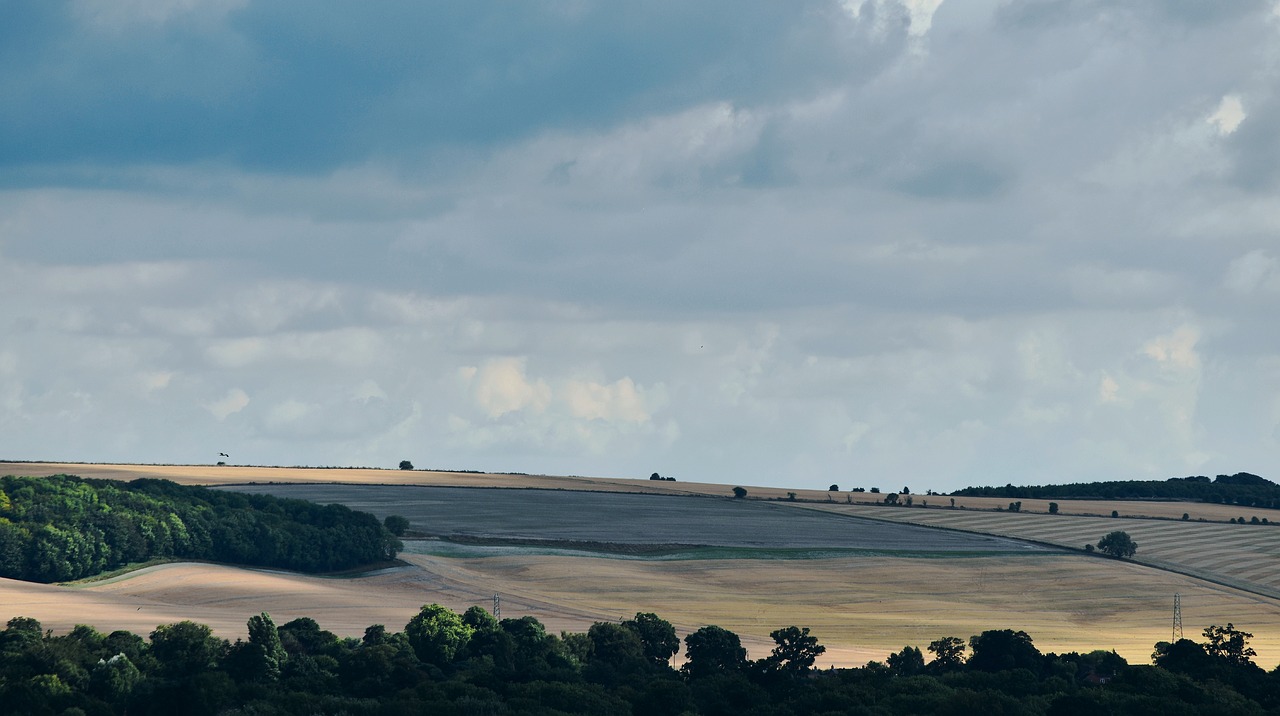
(2, 0, 1279, 493)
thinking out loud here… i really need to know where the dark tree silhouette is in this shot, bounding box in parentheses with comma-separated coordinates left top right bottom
(763, 626, 825, 675)
(682, 626, 746, 678)
(967, 629, 1041, 672)
(1202, 623, 1256, 666)
(927, 636, 966, 670)
(622, 612, 679, 667)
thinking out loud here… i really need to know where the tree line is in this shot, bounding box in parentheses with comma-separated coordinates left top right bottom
(0, 475, 402, 582)
(1, 607, 1277, 715)
(953, 472, 1280, 507)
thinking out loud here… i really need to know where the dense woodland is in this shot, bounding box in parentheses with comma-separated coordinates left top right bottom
(1, 607, 1278, 715)
(0, 475, 402, 582)
(953, 472, 1280, 507)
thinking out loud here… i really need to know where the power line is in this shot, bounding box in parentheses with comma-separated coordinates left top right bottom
(1173, 593, 1183, 642)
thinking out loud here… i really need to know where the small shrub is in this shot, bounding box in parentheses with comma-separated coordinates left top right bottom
(1085, 544, 1094, 553)
(1048, 502, 1059, 515)
(732, 486, 747, 499)
(1111, 510, 1119, 518)
(384, 515, 410, 537)
(1182, 513, 1190, 521)
(828, 484, 839, 491)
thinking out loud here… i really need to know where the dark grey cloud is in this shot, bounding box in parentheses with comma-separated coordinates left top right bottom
(0, 1, 900, 177)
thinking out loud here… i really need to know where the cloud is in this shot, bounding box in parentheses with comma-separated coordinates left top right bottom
(2, 1, 1279, 486)
(1225, 250, 1280, 294)
(464, 358, 552, 419)
(1098, 375, 1120, 404)
(563, 376, 656, 423)
(71, 0, 249, 30)
(206, 388, 249, 420)
(0, 1, 892, 175)
(1208, 94, 1247, 135)
(1143, 326, 1201, 371)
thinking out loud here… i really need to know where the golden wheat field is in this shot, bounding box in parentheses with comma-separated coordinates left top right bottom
(4, 552, 1280, 667)
(5, 462, 1280, 667)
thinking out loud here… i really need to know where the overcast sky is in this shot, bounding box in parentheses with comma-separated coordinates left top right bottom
(3, 0, 1279, 492)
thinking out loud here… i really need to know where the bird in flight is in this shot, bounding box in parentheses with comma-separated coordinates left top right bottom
(219, 452, 229, 458)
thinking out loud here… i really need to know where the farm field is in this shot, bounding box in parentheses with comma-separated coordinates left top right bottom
(7, 462, 1280, 667)
(3, 553, 1280, 667)
(4, 461, 1272, 523)
(220, 484, 1042, 554)
(798, 503, 1280, 599)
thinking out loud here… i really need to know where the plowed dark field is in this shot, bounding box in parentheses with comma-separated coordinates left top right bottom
(222, 484, 1047, 553)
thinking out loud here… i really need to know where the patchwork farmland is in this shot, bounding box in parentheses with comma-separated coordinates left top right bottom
(5, 462, 1280, 666)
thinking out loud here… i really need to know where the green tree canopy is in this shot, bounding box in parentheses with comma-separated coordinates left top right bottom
(1096, 530, 1137, 558)
(622, 612, 679, 667)
(405, 604, 474, 667)
(150, 621, 227, 678)
(246, 612, 287, 681)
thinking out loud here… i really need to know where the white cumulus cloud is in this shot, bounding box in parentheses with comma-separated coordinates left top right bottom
(1207, 94, 1246, 136)
(465, 358, 552, 419)
(205, 388, 249, 420)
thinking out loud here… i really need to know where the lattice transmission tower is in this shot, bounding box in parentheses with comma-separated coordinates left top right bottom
(1172, 593, 1183, 641)
(493, 594, 501, 621)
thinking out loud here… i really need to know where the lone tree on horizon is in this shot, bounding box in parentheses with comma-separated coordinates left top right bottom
(399, 460, 414, 471)
(1096, 530, 1137, 558)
